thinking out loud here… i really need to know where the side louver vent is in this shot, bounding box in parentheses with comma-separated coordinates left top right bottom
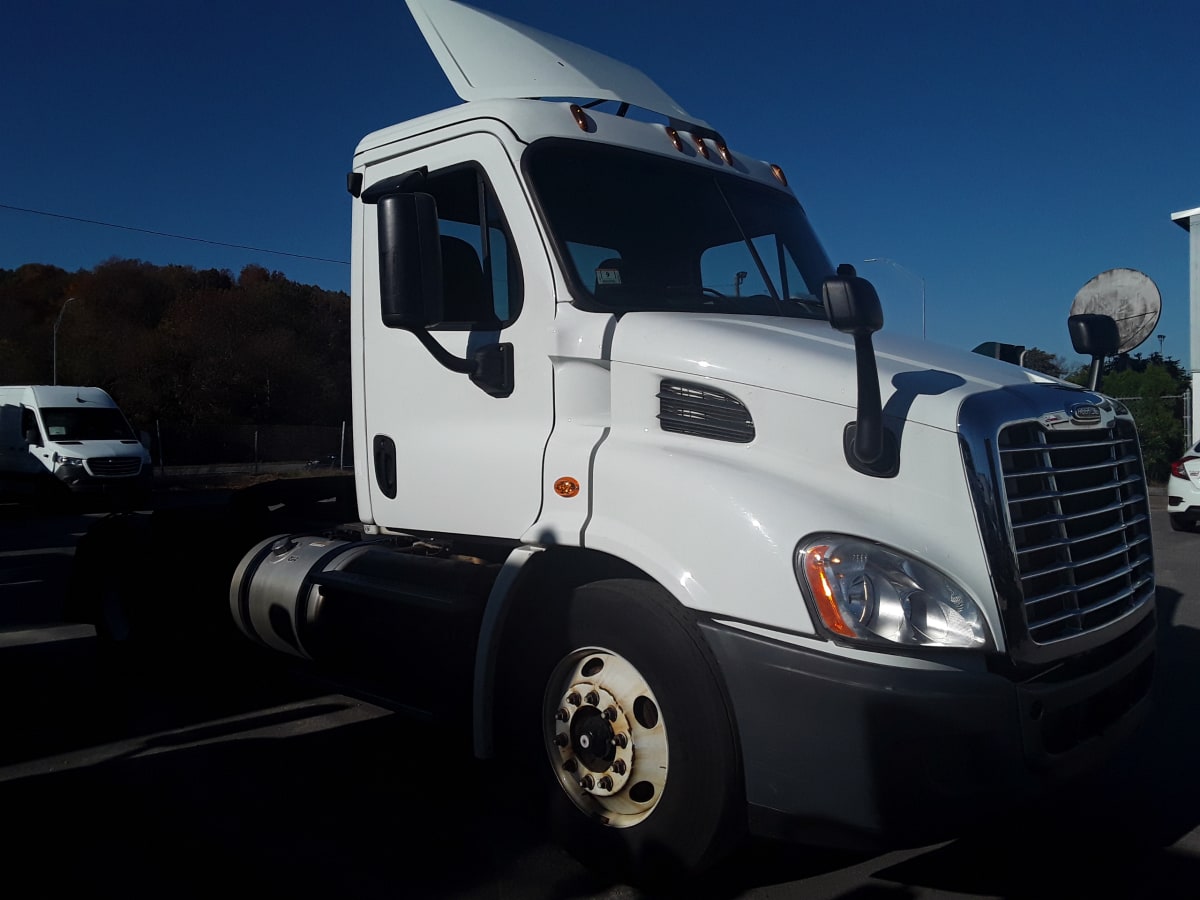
(658, 379, 754, 443)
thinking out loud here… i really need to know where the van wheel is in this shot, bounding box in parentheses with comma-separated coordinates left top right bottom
(530, 579, 743, 885)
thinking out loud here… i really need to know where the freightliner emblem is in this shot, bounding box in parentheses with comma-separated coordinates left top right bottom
(1068, 403, 1103, 425)
(1039, 398, 1114, 430)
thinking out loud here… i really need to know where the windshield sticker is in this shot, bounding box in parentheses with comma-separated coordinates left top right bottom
(595, 267, 622, 286)
(48, 426, 66, 436)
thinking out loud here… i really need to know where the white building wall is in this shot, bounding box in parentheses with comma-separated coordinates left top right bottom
(1171, 207, 1199, 446)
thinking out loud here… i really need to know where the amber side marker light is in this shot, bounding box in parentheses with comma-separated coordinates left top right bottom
(665, 126, 684, 152)
(554, 476, 581, 498)
(770, 164, 788, 186)
(693, 135, 710, 159)
(801, 546, 855, 637)
(569, 104, 589, 132)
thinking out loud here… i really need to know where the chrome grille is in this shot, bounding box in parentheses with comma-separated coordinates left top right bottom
(998, 418, 1153, 645)
(658, 379, 754, 443)
(87, 457, 142, 477)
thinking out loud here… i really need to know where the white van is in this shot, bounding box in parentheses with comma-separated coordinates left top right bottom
(0, 385, 152, 504)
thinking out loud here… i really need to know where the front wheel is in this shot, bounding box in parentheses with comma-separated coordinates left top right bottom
(530, 579, 744, 884)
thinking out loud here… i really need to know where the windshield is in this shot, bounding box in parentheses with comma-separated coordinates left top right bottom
(41, 407, 136, 441)
(525, 140, 834, 318)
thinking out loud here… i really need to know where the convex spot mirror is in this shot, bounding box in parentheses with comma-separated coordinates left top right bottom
(821, 267, 883, 335)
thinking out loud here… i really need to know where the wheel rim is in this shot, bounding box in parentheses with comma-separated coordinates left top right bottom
(543, 648, 668, 828)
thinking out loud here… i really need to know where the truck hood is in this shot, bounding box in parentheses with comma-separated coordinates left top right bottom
(609, 312, 1070, 433)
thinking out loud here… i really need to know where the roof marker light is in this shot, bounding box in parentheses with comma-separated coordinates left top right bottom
(715, 137, 734, 165)
(693, 135, 710, 159)
(569, 104, 589, 132)
(665, 126, 684, 152)
(770, 164, 788, 186)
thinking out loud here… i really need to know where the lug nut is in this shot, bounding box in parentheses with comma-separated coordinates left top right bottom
(581, 774, 595, 790)
(563, 759, 577, 773)
(613, 759, 627, 775)
(615, 733, 629, 749)
(556, 708, 569, 722)
(567, 692, 581, 706)
(585, 691, 600, 706)
(554, 733, 569, 747)
(603, 706, 617, 721)
(598, 775, 613, 791)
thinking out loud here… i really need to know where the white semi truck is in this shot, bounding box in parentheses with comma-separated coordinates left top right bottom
(70, 0, 1157, 881)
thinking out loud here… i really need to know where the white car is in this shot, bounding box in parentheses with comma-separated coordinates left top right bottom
(1167, 439, 1200, 532)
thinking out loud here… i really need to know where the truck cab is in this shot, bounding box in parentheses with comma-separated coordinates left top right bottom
(330, 0, 1153, 873)
(80, 1, 1156, 885)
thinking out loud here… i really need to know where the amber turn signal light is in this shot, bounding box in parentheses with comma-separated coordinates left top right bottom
(554, 477, 581, 498)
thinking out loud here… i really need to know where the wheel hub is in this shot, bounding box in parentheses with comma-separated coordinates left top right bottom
(544, 649, 668, 827)
(570, 705, 617, 771)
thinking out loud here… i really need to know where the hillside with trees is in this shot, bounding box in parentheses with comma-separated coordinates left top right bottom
(0, 259, 350, 463)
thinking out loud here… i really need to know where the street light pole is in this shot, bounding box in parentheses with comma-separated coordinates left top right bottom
(863, 257, 926, 340)
(52, 296, 77, 385)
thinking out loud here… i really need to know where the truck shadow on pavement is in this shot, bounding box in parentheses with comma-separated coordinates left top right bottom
(1, 565, 1193, 899)
(0, 697, 620, 897)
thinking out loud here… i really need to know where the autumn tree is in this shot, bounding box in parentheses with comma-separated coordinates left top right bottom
(0, 263, 76, 383)
(0, 258, 350, 450)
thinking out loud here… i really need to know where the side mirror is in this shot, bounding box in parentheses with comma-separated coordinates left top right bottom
(23, 428, 41, 447)
(377, 192, 444, 330)
(1068, 313, 1120, 392)
(367, 187, 514, 398)
(823, 268, 883, 335)
(822, 265, 896, 476)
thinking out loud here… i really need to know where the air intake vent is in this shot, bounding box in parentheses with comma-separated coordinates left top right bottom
(658, 379, 754, 443)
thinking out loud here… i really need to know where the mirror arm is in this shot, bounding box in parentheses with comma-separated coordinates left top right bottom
(412, 329, 474, 375)
(850, 332, 884, 463)
(411, 329, 514, 398)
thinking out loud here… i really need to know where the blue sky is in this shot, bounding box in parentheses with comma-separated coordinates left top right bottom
(2, 0, 1196, 369)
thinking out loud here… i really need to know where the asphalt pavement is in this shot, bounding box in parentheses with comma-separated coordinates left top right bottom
(0, 490, 1197, 898)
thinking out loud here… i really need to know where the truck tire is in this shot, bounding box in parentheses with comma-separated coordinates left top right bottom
(525, 579, 744, 885)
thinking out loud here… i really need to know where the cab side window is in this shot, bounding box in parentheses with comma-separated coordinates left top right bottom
(425, 166, 522, 329)
(21, 408, 42, 445)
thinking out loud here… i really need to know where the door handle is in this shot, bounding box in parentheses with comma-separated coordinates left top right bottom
(373, 435, 397, 499)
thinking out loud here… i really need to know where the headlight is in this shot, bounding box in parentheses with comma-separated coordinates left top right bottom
(795, 535, 990, 650)
(53, 453, 85, 467)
